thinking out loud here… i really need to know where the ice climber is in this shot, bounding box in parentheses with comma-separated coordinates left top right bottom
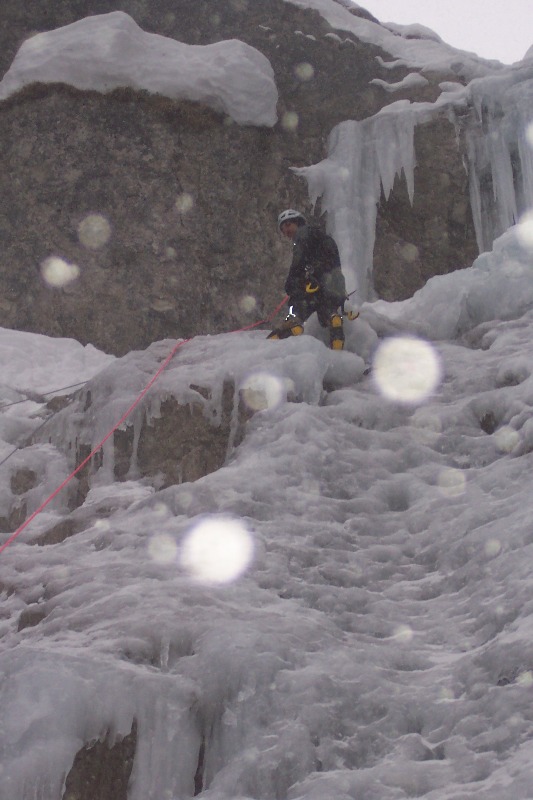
(267, 209, 347, 350)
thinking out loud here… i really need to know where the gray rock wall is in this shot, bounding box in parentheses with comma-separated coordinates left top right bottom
(0, 85, 293, 355)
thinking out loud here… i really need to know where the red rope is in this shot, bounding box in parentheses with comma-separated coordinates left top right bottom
(0, 296, 288, 556)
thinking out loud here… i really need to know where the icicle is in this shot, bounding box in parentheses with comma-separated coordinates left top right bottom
(463, 64, 533, 252)
(294, 103, 417, 301)
(226, 384, 241, 457)
(125, 411, 144, 481)
(99, 436, 116, 486)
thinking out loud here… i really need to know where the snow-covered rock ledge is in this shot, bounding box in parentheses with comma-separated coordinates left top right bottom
(0, 11, 278, 127)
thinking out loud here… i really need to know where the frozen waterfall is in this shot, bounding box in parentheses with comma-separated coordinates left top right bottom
(295, 60, 533, 300)
(293, 102, 419, 301)
(464, 62, 533, 252)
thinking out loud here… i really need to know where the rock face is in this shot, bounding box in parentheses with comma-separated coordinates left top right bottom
(113, 382, 246, 488)
(0, 0, 487, 355)
(373, 116, 479, 301)
(62, 724, 137, 800)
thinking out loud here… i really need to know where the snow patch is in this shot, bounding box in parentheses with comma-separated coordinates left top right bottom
(368, 226, 533, 340)
(370, 73, 430, 93)
(384, 22, 444, 44)
(0, 11, 278, 127)
(283, 0, 505, 78)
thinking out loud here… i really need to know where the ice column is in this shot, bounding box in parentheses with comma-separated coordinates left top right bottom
(464, 64, 533, 252)
(294, 103, 416, 301)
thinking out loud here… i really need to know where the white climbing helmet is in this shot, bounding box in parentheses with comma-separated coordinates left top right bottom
(277, 209, 306, 230)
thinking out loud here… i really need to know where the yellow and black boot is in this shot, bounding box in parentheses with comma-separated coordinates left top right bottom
(329, 312, 345, 350)
(267, 315, 304, 340)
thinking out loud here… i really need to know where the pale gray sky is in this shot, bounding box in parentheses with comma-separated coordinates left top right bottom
(358, 0, 532, 64)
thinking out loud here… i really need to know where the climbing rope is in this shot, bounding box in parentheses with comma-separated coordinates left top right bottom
(0, 296, 289, 556)
(0, 381, 88, 412)
(0, 410, 73, 470)
(0, 384, 90, 470)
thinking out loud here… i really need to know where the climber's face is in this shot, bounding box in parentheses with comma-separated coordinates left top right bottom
(280, 220, 298, 239)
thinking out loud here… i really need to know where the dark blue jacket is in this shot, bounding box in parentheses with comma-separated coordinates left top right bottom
(284, 224, 345, 302)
